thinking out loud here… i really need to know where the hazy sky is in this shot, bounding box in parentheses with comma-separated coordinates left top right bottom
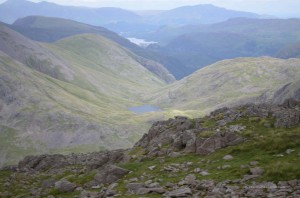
(2, 0, 300, 17)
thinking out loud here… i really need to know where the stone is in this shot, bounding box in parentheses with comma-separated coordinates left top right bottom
(91, 185, 101, 189)
(222, 165, 231, 169)
(126, 183, 144, 193)
(200, 171, 210, 176)
(273, 154, 284, 157)
(166, 187, 192, 197)
(145, 180, 153, 185)
(137, 187, 166, 195)
(242, 175, 260, 182)
(286, 149, 295, 154)
(148, 165, 156, 170)
(185, 174, 197, 185)
(128, 177, 138, 182)
(54, 180, 76, 193)
(165, 182, 176, 188)
(250, 167, 264, 176)
(147, 182, 161, 188)
(223, 155, 234, 160)
(94, 165, 129, 185)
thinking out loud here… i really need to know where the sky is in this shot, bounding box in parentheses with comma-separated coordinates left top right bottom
(1, 0, 300, 17)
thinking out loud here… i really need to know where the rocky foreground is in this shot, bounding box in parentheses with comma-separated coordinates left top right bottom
(0, 99, 300, 197)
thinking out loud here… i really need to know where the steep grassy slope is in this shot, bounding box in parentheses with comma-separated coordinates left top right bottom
(0, 26, 166, 167)
(48, 34, 165, 99)
(147, 57, 300, 117)
(0, 23, 74, 81)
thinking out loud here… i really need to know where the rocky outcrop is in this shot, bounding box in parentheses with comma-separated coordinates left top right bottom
(133, 113, 244, 158)
(272, 80, 300, 104)
(18, 149, 125, 172)
(129, 100, 300, 160)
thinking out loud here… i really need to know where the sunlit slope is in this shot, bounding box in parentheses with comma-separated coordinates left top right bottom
(148, 57, 300, 116)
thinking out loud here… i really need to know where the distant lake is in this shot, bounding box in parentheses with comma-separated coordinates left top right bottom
(127, 37, 157, 47)
(129, 105, 161, 114)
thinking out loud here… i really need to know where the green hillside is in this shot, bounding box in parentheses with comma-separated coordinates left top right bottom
(147, 57, 300, 117)
(48, 34, 165, 99)
(0, 25, 166, 167)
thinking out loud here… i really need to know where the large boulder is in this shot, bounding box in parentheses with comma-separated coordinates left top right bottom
(94, 165, 129, 185)
(54, 180, 76, 193)
(195, 132, 243, 155)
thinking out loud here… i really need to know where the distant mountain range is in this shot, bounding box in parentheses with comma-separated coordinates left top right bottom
(0, 0, 260, 36)
(0, 0, 138, 24)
